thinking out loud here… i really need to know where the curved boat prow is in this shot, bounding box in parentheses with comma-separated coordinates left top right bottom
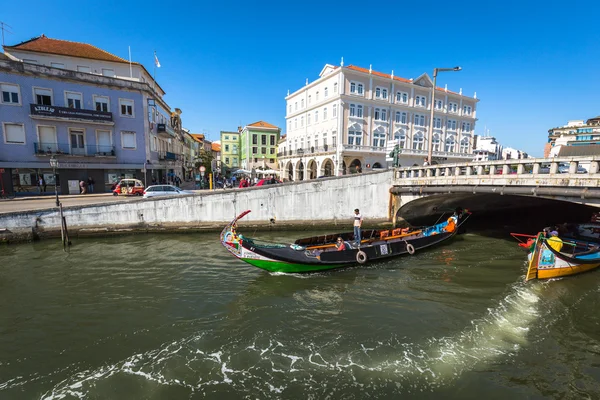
(220, 210, 251, 242)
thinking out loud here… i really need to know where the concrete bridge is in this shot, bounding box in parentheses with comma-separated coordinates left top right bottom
(389, 156, 600, 224)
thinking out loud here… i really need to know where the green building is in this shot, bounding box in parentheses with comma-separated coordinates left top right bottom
(219, 130, 241, 175)
(239, 121, 281, 171)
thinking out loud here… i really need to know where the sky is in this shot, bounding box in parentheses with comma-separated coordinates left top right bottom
(2, 0, 599, 156)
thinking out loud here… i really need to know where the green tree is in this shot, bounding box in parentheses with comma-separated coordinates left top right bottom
(195, 148, 215, 175)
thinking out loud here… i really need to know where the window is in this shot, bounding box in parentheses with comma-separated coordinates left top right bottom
(294, 119, 297, 129)
(225, 157, 230, 164)
(350, 82, 364, 95)
(232, 144, 238, 154)
(270, 135, 275, 146)
(412, 132, 424, 150)
(434, 117, 442, 129)
(358, 84, 364, 95)
(3, 123, 25, 144)
(445, 136, 456, 152)
(414, 114, 425, 127)
(432, 134, 441, 151)
(301, 99, 304, 108)
(38, 125, 58, 152)
(394, 131, 406, 148)
(350, 104, 356, 117)
(51, 62, 65, 69)
(121, 131, 136, 149)
(308, 95, 312, 104)
(316, 91, 319, 101)
(102, 69, 115, 77)
(381, 109, 387, 121)
(77, 66, 91, 73)
(225, 144, 230, 151)
(373, 131, 385, 147)
(333, 83, 338, 93)
(350, 82, 356, 93)
(333, 104, 337, 117)
(308, 113, 311, 125)
(356, 105, 363, 118)
(119, 99, 134, 116)
(225, 135, 230, 140)
(1, 83, 20, 105)
(324, 107, 328, 119)
(232, 158, 238, 167)
(374, 108, 380, 121)
(34, 87, 52, 105)
(295, 102, 298, 111)
(396, 91, 408, 104)
(376, 87, 388, 100)
(270, 148, 275, 154)
(376, 87, 381, 98)
(70, 129, 86, 155)
(348, 130, 362, 146)
(300, 116, 304, 127)
(324, 87, 328, 97)
(288, 104, 292, 113)
(447, 119, 457, 130)
(252, 134, 257, 144)
(322, 132, 327, 146)
(261, 147, 266, 154)
(460, 137, 469, 153)
(463, 105, 472, 115)
(448, 102, 458, 113)
(94, 95, 109, 112)
(434, 99, 443, 110)
(288, 120, 291, 131)
(394, 111, 407, 124)
(315, 110, 319, 122)
(415, 95, 426, 107)
(65, 92, 83, 109)
(462, 122, 471, 132)
(252, 147, 257, 154)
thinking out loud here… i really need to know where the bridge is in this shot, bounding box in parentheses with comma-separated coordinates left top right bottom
(389, 156, 600, 224)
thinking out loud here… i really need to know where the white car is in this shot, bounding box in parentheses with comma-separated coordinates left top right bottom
(143, 185, 192, 198)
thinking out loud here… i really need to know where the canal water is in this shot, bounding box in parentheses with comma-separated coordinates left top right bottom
(1, 230, 599, 399)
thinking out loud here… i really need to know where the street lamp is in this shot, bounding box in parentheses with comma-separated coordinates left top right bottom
(49, 155, 59, 207)
(427, 66, 461, 164)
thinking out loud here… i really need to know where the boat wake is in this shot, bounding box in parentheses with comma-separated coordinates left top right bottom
(35, 281, 550, 399)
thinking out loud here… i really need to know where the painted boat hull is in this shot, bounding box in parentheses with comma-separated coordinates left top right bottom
(525, 234, 600, 281)
(220, 210, 469, 273)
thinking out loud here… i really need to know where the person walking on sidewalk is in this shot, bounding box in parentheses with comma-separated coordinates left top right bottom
(87, 177, 95, 193)
(353, 208, 363, 247)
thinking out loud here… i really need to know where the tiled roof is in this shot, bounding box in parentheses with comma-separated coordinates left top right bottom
(5, 35, 131, 64)
(557, 144, 600, 157)
(247, 121, 279, 129)
(345, 64, 459, 95)
(190, 134, 205, 143)
(211, 142, 221, 152)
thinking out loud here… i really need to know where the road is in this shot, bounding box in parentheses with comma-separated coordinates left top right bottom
(0, 194, 141, 214)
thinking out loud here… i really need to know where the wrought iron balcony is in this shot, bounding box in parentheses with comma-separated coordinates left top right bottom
(158, 151, 183, 161)
(34, 142, 116, 157)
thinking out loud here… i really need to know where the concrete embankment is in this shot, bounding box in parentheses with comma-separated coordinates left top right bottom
(0, 171, 393, 243)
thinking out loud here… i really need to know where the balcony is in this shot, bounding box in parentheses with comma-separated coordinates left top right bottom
(157, 123, 177, 138)
(34, 142, 116, 157)
(158, 151, 183, 161)
(341, 144, 386, 153)
(30, 104, 113, 124)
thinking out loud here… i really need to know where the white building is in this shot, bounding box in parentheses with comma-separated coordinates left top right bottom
(502, 147, 529, 160)
(279, 61, 479, 180)
(473, 136, 503, 161)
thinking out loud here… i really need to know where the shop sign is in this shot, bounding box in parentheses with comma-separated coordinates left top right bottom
(30, 104, 113, 122)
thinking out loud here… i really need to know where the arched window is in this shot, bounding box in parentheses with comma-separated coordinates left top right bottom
(445, 136, 456, 152)
(460, 137, 469, 153)
(413, 132, 424, 150)
(394, 130, 406, 148)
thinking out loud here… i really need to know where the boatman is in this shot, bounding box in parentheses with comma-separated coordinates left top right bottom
(353, 209, 363, 247)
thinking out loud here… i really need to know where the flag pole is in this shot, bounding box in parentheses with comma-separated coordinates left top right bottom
(152, 51, 157, 97)
(128, 46, 132, 78)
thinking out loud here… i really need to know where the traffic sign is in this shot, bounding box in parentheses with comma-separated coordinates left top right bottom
(199, 166, 206, 172)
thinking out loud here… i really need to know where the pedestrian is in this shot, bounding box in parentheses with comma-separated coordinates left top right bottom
(152, 177, 157, 185)
(38, 176, 44, 193)
(87, 177, 95, 193)
(423, 158, 429, 167)
(42, 176, 47, 193)
(353, 208, 363, 247)
(79, 180, 87, 194)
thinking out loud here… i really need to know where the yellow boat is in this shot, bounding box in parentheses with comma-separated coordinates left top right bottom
(525, 233, 600, 281)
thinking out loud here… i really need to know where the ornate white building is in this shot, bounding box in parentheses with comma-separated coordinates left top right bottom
(278, 61, 479, 180)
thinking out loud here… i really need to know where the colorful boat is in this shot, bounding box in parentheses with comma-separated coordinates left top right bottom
(220, 209, 470, 273)
(524, 233, 600, 281)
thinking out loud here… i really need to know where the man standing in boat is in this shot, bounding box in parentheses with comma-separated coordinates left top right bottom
(353, 209, 363, 247)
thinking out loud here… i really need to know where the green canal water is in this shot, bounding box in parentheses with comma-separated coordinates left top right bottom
(1, 231, 599, 399)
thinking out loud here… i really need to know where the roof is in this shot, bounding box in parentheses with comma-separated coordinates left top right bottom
(211, 142, 221, 152)
(557, 144, 600, 157)
(345, 64, 460, 95)
(4, 35, 130, 63)
(246, 121, 279, 129)
(0, 52, 10, 61)
(190, 133, 205, 143)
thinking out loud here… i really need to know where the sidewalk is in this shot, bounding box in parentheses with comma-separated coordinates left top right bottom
(1, 192, 113, 202)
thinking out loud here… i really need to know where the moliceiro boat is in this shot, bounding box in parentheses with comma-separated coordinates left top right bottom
(524, 233, 600, 281)
(220, 209, 470, 273)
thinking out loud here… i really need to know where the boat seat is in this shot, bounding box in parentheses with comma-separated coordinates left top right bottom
(391, 228, 402, 236)
(344, 241, 353, 249)
(380, 230, 390, 240)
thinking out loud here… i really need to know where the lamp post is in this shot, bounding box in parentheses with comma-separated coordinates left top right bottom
(427, 66, 461, 164)
(49, 155, 59, 207)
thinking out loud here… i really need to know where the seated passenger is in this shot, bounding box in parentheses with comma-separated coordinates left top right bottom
(335, 237, 346, 251)
(547, 231, 563, 252)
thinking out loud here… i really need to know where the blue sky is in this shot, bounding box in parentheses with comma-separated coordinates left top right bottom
(3, 0, 599, 156)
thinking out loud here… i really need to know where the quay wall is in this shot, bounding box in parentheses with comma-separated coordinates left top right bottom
(0, 171, 393, 242)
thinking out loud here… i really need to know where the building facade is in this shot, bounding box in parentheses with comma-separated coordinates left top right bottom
(472, 136, 503, 161)
(280, 62, 478, 181)
(240, 121, 281, 171)
(220, 130, 241, 174)
(546, 117, 600, 157)
(0, 35, 186, 194)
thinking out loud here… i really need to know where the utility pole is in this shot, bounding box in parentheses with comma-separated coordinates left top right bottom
(0, 22, 13, 47)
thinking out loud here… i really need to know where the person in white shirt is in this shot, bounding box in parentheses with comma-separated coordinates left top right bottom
(353, 209, 363, 247)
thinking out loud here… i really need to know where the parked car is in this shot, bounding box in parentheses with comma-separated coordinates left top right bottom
(143, 185, 193, 198)
(112, 179, 144, 196)
(253, 179, 282, 187)
(558, 163, 587, 174)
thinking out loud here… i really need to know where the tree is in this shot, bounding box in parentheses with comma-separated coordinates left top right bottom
(195, 148, 215, 175)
